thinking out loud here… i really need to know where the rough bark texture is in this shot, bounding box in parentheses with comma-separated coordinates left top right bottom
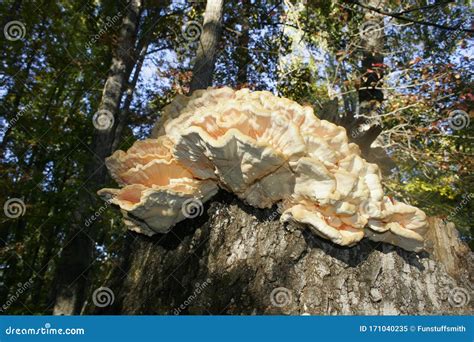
(99, 191, 473, 315)
(189, 0, 224, 93)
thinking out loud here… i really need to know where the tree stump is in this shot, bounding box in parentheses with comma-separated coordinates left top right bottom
(96, 191, 473, 315)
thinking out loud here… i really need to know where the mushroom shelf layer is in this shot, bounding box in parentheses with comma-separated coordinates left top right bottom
(98, 87, 428, 252)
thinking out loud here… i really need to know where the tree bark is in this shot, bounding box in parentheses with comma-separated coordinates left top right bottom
(97, 191, 472, 315)
(189, 0, 225, 93)
(91, 0, 143, 183)
(52, 0, 143, 315)
(350, 0, 385, 154)
(112, 42, 149, 152)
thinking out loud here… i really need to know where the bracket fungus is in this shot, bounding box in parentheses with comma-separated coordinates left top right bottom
(98, 87, 429, 251)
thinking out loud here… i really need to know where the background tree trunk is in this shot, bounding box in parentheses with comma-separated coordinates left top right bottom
(234, 1, 250, 87)
(346, 0, 385, 154)
(189, 0, 225, 93)
(52, 0, 143, 315)
(96, 191, 472, 315)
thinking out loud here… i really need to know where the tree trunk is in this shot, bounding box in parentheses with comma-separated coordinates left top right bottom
(52, 0, 143, 315)
(97, 191, 472, 315)
(351, 0, 385, 154)
(90, 0, 143, 183)
(234, 2, 250, 86)
(189, 0, 225, 93)
(112, 42, 149, 152)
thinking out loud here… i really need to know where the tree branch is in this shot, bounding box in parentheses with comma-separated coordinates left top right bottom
(350, 0, 474, 33)
(396, 1, 454, 15)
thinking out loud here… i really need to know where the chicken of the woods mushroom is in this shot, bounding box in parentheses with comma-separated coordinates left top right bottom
(98, 87, 429, 252)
